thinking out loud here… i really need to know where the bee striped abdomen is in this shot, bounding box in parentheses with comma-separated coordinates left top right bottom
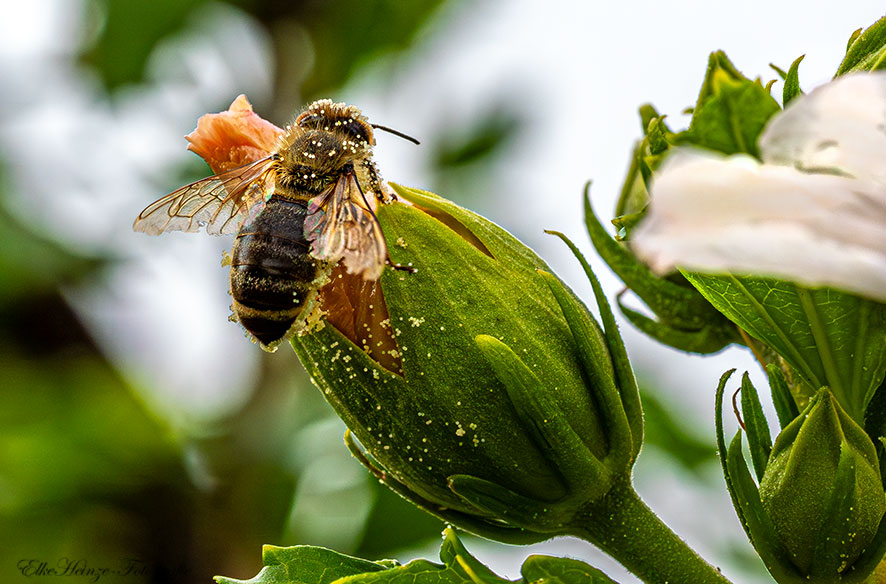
(229, 195, 321, 348)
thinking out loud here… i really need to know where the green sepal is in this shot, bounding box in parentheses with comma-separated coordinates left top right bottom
(617, 297, 738, 354)
(644, 114, 672, 156)
(770, 63, 788, 79)
(520, 555, 623, 584)
(474, 334, 610, 497)
(612, 105, 674, 226)
(544, 230, 644, 460)
(808, 445, 861, 580)
(679, 51, 781, 157)
(342, 431, 548, 546)
(864, 379, 886, 486)
(448, 473, 570, 532)
(536, 270, 633, 468)
(841, 510, 886, 583)
(726, 433, 806, 584)
(847, 28, 864, 52)
(781, 55, 804, 106)
(213, 544, 389, 584)
(766, 364, 800, 430)
(694, 51, 748, 105)
(740, 373, 773, 482)
(613, 143, 649, 231)
(715, 370, 804, 584)
(584, 185, 740, 354)
(836, 15, 886, 74)
(683, 273, 886, 424)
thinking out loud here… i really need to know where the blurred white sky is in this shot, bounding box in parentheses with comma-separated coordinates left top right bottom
(1, 0, 885, 581)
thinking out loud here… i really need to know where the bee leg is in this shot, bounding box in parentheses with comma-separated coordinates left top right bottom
(386, 258, 416, 274)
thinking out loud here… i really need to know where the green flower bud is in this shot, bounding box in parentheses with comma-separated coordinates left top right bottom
(759, 387, 886, 579)
(291, 184, 642, 543)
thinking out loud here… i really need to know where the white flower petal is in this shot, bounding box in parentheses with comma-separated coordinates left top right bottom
(632, 150, 886, 301)
(759, 72, 886, 187)
(632, 72, 886, 302)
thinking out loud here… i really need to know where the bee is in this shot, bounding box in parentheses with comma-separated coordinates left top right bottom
(133, 99, 415, 352)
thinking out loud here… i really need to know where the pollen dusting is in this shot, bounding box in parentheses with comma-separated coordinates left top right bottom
(316, 264, 403, 374)
(396, 237, 407, 248)
(408, 316, 425, 327)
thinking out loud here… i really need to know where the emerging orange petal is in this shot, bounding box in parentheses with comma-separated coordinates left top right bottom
(186, 94, 285, 174)
(319, 265, 402, 375)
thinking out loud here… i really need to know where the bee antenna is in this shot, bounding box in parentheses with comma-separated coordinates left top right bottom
(372, 124, 420, 145)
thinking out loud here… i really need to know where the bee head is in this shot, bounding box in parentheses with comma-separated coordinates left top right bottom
(297, 99, 375, 147)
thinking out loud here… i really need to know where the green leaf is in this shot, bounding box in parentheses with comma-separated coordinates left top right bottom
(739, 373, 772, 482)
(684, 273, 886, 424)
(520, 555, 622, 583)
(836, 15, 886, 74)
(216, 528, 619, 584)
(781, 55, 804, 106)
(681, 52, 781, 157)
(214, 545, 389, 584)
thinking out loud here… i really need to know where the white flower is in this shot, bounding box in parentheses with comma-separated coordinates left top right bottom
(632, 72, 886, 302)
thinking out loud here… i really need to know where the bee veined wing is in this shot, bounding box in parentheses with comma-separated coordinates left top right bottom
(304, 172, 387, 280)
(133, 156, 277, 236)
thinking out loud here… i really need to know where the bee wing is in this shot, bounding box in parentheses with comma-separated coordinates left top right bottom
(133, 156, 277, 236)
(304, 172, 387, 280)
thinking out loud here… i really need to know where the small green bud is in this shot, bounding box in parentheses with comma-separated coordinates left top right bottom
(291, 185, 641, 542)
(759, 387, 886, 578)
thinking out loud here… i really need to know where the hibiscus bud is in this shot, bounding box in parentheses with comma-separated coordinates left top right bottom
(291, 184, 642, 542)
(759, 388, 886, 579)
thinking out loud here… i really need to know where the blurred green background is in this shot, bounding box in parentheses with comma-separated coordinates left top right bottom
(2, 1, 885, 583)
(2, 3, 460, 583)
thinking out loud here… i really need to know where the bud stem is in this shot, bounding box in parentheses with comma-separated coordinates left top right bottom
(570, 478, 734, 584)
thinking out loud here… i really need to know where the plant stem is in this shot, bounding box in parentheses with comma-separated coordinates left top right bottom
(570, 478, 734, 584)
